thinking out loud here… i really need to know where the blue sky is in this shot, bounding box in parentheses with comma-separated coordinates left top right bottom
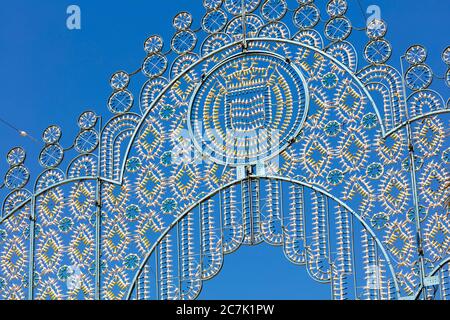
(0, 0, 448, 299)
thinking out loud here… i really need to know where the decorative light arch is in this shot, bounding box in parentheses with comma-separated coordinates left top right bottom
(0, 0, 449, 300)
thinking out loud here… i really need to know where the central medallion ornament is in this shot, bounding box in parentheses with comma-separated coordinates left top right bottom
(188, 51, 309, 166)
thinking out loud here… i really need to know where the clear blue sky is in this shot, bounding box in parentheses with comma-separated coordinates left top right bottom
(0, 0, 448, 299)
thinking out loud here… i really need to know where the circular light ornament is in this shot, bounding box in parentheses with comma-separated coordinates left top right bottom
(327, 169, 344, 186)
(43, 125, 62, 145)
(202, 10, 228, 34)
(5, 166, 29, 190)
(144, 35, 163, 54)
(405, 45, 427, 65)
(39, 144, 64, 168)
(75, 130, 99, 154)
(367, 162, 384, 180)
(325, 17, 352, 41)
(110, 71, 129, 90)
(173, 12, 193, 30)
(108, 90, 133, 114)
(326, 0, 348, 17)
(142, 54, 168, 78)
(293, 5, 320, 29)
(261, 0, 288, 22)
(7, 147, 26, 166)
(405, 64, 433, 91)
(364, 39, 392, 64)
(366, 19, 387, 39)
(188, 52, 309, 166)
(78, 111, 97, 130)
(127, 157, 142, 173)
(171, 30, 197, 54)
(324, 120, 341, 137)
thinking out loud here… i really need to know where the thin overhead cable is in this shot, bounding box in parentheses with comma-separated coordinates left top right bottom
(0, 116, 39, 143)
(356, 0, 368, 23)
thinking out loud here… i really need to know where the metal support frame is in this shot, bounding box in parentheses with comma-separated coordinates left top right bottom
(0, 10, 448, 299)
(400, 57, 426, 297)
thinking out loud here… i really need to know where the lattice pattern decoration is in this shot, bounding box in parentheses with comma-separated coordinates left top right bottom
(0, 0, 449, 300)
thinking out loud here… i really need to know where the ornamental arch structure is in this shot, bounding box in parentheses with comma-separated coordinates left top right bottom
(0, 0, 449, 300)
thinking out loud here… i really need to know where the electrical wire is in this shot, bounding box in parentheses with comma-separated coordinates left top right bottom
(356, 0, 368, 21)
(0, 116, 39, 143)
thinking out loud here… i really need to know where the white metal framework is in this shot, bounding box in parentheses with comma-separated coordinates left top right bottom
(0, 0, 449, 300)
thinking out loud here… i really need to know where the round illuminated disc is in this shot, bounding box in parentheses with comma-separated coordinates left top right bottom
(5, 165, 29, 189)
(43, 125, 62, 144)
(7, 147, 26, 166)
(188, 52, 309, 166)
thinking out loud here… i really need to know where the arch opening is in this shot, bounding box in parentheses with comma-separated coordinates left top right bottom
(127, 177, 399, 300)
